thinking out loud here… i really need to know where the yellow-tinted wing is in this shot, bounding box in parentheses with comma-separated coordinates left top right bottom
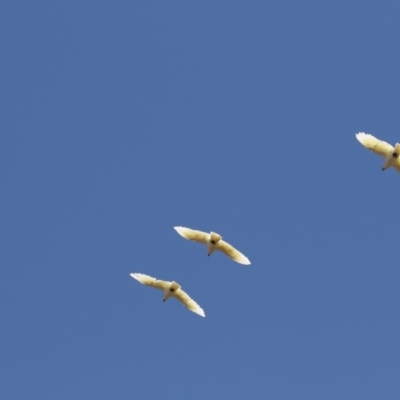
(174, 289, 205, 317)
(130, 273, 170, 291)
(216, 240, 251, 265)
(356, 132, 393, 158)
(174, 226, 209, 245)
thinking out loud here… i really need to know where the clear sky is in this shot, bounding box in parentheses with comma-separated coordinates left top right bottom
(2, 1, 400, 399)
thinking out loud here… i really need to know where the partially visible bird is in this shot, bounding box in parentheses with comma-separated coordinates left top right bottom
(130, 273, 205, 317)
(356, 132, 400, 173)
(174, 226, 251, 265)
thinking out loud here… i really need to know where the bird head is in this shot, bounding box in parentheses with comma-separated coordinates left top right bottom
(209, 232, 222, 245)
(163, 282, 181, 301)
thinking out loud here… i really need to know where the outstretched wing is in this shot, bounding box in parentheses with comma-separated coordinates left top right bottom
(174, 289, 205, 317)
(130, 273, 170, 291)
(174, 226, 209, 245)
(356, 132, 393, 158)
(216, 240, 251, 265)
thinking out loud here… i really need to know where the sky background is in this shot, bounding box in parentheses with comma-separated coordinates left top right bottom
(2, 1, 400, 399)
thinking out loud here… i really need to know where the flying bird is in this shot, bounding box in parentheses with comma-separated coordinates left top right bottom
(355, 132, 400, 173)
(130, 273, 205, 317)
(174, 226, 251, 265)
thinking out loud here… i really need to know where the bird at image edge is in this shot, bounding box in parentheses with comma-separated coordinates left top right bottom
(356, 132, 400, 173)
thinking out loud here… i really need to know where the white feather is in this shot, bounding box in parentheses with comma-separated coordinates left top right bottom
(355, 132, 400, 173)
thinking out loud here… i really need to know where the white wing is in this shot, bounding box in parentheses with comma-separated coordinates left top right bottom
(174, 226, 209, 245)
(130, 273, 170, 291)
(216, 240, 251, 265)
(174, 289, 205, 317)
(355, 132, 393, 158)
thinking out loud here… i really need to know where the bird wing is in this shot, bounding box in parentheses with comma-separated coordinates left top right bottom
(130, 273, 170, 291)
(174, 289, 205, 317)
(355, 132, 394, 158)
(174, 226, 209, 245)
(216, 240, 251, 265)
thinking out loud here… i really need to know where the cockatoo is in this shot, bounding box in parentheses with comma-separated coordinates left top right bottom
(174, 226, 251, 265)
(356, 132, 400, 173)
(130, 273, 205, 317)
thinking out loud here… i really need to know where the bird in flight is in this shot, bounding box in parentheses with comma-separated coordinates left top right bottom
(130, 273, 205, 317)
(356, 132, 400, 173)
(174, 226, 251, 265)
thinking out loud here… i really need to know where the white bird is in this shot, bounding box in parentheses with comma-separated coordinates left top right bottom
(174, 226, 251, 265)
(130, 273, 205, 317)
(355, 132, 400, 173)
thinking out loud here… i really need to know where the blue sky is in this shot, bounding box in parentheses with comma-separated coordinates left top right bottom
(2, 1, 400, 399)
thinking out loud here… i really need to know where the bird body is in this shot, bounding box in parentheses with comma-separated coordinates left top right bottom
(356, 132, 400, 173)
(174, 226, 251, 265)
(130, 273, 205, 317)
